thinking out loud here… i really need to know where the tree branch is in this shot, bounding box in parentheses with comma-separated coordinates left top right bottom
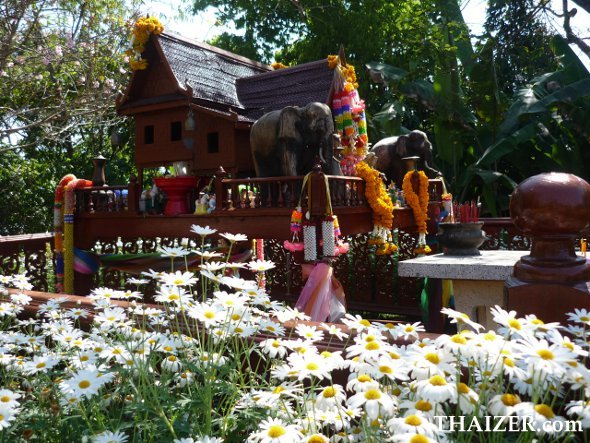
(563, 0, 590, 57)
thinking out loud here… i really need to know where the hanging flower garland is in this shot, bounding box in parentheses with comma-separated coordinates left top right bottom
(402, 170, 431, 255)
(128, 16, 164, 71)
(327, 55, 368, 176)
(271, 62, 288, 70)
(355, 161, 397, 255)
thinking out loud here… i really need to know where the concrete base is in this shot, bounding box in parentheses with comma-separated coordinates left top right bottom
(453, 280, 505, 331)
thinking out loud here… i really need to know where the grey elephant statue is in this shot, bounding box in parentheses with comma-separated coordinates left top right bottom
(370, 130, 442, 186)
(250, 102, 342, 177)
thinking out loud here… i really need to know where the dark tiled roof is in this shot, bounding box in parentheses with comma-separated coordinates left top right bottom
(158, 33, 270, 110)
(236, 60, 336, 120)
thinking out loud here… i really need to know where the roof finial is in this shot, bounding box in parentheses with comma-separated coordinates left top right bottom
(338, 44, 347, 67)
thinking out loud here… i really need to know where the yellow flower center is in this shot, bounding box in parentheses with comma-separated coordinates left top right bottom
(364, 389, 382, 400)
(80, 356, 89, 362)
(384, 322, 394, 329)
(483, 332, 496, 341)
(173, 279, 184, 285)
(168, 355, 177, 362)
(504, 358, 515, 368)
(457, 382, 470, 394)
(534, 404, 555, 419)
(508, 319, 521, 330)
(409, 436, 430, 443)
(357, 374, 372, 383)
(580, 316, 590, 322)
(415, 400, 432, 412)
(532, 318, 544, 325)
(501, 394, 519, 406)
(360, 319, 371, 327)
(0, 396, 10, 403)
(389, 351, 400, 359)
(451, 334, 467, 345)
(273, 386, 284, 394)
(563, 342, 574, 351)
(365, 342, 380, 351)
(320, 351, 332, 358)
(36, 362, 46, 369)
(78, 380, 91, 389)
(267, 425, 286, 438)
(323, 387, 337, 398)
(405, 414, 423, 426)
(365, 335, 376, 342)
(308, 436, 325, 443)
(424, 352, 440, 364)
(306, 362, 319, 371)
(168, 294, 179, 301)
(405, 325, 415, 332)
(379, 365, 392, 374)
(429, 375, 447, 386)
(537, 349, 554, 360)
(231, 314, 241, 321)
(271, 341, 280, 348)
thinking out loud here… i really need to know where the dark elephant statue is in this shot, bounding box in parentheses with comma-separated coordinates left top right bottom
(250, 102, 342, 177)
(370, 130, 442, 186)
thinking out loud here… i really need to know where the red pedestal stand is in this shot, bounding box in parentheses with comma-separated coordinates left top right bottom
(154, 176, 199, 215)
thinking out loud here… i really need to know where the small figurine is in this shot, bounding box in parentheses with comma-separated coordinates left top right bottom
(207, 194, 216, 213)
(195, 192, 209, 214)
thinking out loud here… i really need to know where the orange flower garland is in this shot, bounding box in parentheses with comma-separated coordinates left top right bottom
(402, 170, 431, 255)
(355, 161, 397, 254)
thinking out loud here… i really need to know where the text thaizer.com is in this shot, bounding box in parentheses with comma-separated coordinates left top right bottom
(434, 416, 582, 433)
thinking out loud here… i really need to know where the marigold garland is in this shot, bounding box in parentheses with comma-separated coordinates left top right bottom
(355, 161, 397, 254)
(271, 62, 288, 70)
(128, 16, 164, 71)
(402, 170, 431, 255)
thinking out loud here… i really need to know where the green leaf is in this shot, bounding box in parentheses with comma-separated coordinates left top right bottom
(365, 62, 409, 84)
(477, 122, 541, 166)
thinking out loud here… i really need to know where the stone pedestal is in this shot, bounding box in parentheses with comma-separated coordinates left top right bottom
(506, 172, 590, 323)
(398, 250, 528, 330)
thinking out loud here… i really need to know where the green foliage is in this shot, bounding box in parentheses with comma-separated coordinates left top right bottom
(0, 0, 139, 234)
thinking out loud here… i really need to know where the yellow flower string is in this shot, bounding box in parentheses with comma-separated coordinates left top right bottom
(271, 62, 288, 70)
(128, 17, 164, 71)
(402, 170, 431, 255)
(355, 161, 397, 254)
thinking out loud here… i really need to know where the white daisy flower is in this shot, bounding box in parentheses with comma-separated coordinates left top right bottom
(60, 368, 109, 399)
(441, 307, 483, 332)
(92, 430, 128, 443)
(247, 417, 302, 442)
(126, 277, 149, 285)
(491, 306, 526, 336)
(567, 308, 590, 325)
(315, 384, 347, 410)
(154, 285, 193, 306)
(157, 245, 190, 258)
(259, 338, 288, 359)
(220, 232, 248, 243)
(287, 351, 333, 380)
(194, 249, 224, 260)
(0, 403, 18, 430)
(487, 393, 522, 416)
(387, 412, 440, 438)
(0, 389, 20, 409)
(190, 224, 217, 237)
(394, 322, 425, 340)
(201, 261, 226, 272)
(320, 323, 349, 340)
(295, 324, 324, 342)
(248, 259, 275, 272)
(414, 375, 457, 403)
(159, 271, 198, 287)
(514, 402, 568, 436)
(515, 336, 575, 377)
(347, 386, 397, 419)
(23, 355, 60, 374)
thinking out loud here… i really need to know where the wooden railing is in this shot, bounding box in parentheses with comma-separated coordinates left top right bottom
(75, 175, 140, 214)
(0, 233, 54, 291)
(214, 167, 367, 212)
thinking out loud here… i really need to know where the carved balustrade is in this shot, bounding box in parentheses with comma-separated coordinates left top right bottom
(0, 233, 53, 291)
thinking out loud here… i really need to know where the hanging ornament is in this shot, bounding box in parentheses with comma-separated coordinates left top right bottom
(303, 222, 317, 262)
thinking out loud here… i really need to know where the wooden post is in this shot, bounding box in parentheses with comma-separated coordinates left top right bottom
(127, 174, 139, 213)
(214, 166, 227, 211)
(309, 163, 327, 218)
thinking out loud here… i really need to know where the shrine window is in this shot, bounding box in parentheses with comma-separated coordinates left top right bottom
(144, 125, 154, 144)
(207, 132, 219, 153)
(170, 121, 182, 141)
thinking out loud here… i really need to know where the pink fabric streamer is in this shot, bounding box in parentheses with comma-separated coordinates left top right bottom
(295, 263, 346, 322)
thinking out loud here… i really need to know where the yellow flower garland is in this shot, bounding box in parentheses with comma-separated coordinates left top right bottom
(355, 161, 397, 254)
(402, 170, 431, 255)
(402, 170, 429, 234)
(128, 17, 164, 71)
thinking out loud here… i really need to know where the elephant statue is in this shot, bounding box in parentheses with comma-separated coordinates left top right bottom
(250, 102, 342, 177)
(370, 130, 442, 186)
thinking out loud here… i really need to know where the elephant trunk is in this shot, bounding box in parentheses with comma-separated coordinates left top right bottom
(319, 144, 327, 165)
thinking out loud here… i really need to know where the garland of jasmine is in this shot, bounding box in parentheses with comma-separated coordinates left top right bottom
(355, 161, 397, 255)
(402, 170, 431, 255)
(128, 16, 164, 71)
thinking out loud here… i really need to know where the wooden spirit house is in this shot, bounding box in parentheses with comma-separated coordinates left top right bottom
(116, 32, 340, 183)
